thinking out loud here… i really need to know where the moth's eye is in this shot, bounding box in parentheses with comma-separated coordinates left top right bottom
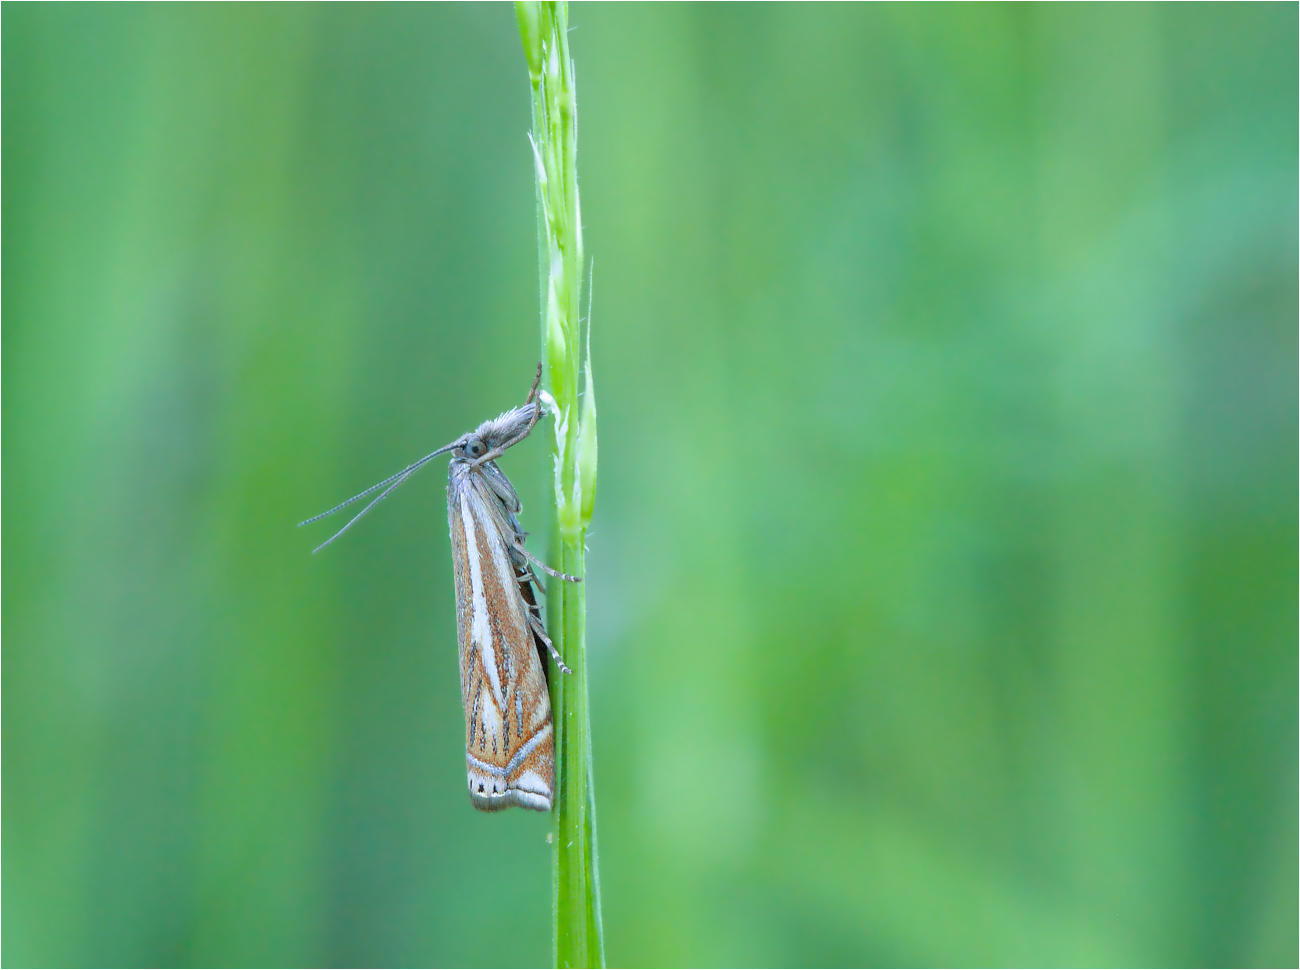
(466, 437, 485, 457)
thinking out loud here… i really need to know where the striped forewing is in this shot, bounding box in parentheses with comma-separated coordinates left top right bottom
(448, 462, 554, 812)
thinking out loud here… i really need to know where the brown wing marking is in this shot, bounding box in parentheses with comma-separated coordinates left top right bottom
(450, 470, 554, 812)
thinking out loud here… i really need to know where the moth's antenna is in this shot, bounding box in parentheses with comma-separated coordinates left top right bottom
(300, 443, 456, 553)
(300, 465, 421, 526)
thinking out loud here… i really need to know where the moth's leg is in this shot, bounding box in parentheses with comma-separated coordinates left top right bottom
(516, 564, 546, 597)
(529, 612, 572, 674)
(523, 361, 542, 405)
(513, 540, 581, 583)
(472, 365, 546, 468)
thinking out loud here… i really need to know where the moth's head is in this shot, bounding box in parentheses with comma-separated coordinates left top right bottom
(451, 402, 540, 462)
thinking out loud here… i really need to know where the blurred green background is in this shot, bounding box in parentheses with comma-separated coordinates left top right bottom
(4, 4, 1296, 966)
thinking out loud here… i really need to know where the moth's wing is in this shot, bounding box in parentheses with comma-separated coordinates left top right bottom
(448, 465, 554, 812)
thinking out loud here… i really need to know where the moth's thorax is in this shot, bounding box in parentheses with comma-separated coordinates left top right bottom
(448, 457, 522, 516)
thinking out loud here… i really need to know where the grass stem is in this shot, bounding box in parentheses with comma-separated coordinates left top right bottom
(514, 4, 605, 967)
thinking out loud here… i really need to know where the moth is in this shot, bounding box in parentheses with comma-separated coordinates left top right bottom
(301, 365, 577, 812)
